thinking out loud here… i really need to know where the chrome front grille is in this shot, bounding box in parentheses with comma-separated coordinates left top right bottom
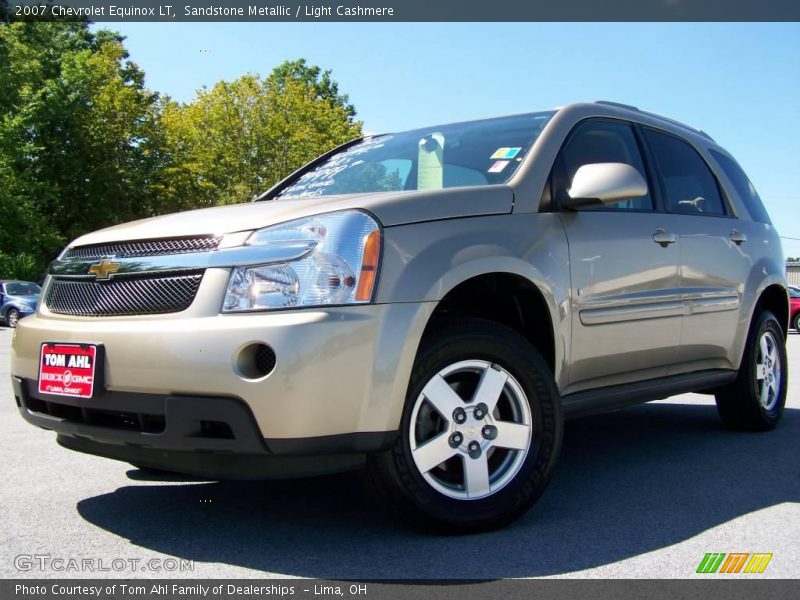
(63, 236, 221, 260)
(45, 272, 204, 317)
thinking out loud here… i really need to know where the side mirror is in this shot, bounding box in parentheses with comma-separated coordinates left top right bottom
(562, 162, 648, 209)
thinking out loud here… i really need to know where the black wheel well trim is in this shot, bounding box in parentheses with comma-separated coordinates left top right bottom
(753, 283, 789, 338)
(421, 272, 557, 373)
(731, 283, 790, 371)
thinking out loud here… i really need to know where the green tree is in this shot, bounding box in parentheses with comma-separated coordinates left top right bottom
(157, 60, 362, 209)
(269, 58, 356, 119)
(0, 21, 162, 279)
(0, 26, 361, 279)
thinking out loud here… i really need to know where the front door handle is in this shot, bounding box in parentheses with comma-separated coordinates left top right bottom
(730, 230, 747, 245)
(653, 228, 676, 247)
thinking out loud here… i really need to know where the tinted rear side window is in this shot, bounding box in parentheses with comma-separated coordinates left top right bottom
(710, 149, 771, 224)
(645, 129, 725, 216)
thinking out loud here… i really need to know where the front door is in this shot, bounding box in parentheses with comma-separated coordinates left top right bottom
(552, 119, 682, 392)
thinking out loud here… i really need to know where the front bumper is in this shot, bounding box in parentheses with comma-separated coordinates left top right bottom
(11, 301, 435, 474)
(12, 376, 381, 478)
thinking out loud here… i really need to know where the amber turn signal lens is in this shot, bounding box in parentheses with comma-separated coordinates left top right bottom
(355, 229, 381, 302)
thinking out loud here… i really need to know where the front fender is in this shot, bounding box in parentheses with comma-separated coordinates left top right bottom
(378, 213, 571, 387)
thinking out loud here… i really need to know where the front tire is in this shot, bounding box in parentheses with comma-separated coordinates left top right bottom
(6, 308, 20, 328)
(792, 312, 800, 332)
(370, 318, 562, 533)
(715, 310, 787, 431)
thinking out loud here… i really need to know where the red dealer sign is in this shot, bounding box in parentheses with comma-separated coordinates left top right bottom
(38, 343, 98, 399)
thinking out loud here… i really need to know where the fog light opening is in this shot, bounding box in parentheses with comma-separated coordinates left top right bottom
(235, 343, 276, 380)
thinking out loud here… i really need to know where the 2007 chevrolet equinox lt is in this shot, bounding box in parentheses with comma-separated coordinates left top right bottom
(11, 101, 789, 532)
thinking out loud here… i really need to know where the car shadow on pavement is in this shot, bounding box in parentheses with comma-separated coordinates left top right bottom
(76, 402, 800, 578)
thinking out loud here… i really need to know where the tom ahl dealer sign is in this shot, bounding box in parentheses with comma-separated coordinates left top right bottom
(38, 343, 100, 398)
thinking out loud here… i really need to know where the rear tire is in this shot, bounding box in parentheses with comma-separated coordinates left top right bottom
(370, 318, 562, 533)
(715, 310, 787, 431)
(793, 312, 800, 332)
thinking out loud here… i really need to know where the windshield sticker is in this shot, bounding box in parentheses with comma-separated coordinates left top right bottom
(491, 147, 521, 160)
(488, 160, 509, 173)
(417, 132, 445, 191)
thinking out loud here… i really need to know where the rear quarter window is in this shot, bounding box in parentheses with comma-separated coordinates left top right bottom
(709, 149, 772, 224)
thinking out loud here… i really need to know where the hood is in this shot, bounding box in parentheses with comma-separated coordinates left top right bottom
(69, 186, 513, 247)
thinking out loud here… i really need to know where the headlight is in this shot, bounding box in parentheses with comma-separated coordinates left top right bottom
(222, 210, 381, 312)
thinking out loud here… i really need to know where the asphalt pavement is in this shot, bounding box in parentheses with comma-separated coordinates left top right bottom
(1, 326, 798, 579)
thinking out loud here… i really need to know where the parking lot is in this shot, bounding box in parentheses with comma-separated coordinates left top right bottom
(0, 326, 798, 579)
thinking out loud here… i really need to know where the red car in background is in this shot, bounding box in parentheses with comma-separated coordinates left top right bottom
(790, 287, 800, 331)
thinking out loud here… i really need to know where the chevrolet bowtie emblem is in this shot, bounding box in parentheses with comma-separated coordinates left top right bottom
(88, 259, 121, 281)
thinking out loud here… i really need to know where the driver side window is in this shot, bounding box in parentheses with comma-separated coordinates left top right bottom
(554, 120, 653, 211)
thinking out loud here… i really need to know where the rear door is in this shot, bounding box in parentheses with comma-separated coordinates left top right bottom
(641, 128, 753, 373)
(553, 119, 682, 391)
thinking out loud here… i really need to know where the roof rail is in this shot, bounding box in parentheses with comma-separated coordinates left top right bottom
(640, 110, 716, 142)
(593, 100, 715, 142)
(594, 100, 640, 112)
(695, 129, 715, 141)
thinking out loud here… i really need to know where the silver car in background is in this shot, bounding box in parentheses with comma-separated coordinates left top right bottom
(11, 101, 788, 532)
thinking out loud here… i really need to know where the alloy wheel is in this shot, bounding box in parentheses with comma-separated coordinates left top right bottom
(408, 360, 532, 500)
(755, 330, 782, 411)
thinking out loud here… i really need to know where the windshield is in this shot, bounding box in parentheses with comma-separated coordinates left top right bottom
(276, 111, 555, 198)
(5, 282, 40, 296)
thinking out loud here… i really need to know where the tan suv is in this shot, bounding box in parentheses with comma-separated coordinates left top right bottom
(11, 101, 789, 532)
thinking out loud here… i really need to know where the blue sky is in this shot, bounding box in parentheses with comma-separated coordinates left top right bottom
(104, 23, 800, 256)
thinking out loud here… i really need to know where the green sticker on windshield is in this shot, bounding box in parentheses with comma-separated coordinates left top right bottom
(418, 132, 445, 190)
(491, 147, 521, 160)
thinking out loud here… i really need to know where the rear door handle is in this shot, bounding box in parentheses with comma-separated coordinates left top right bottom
(653, 228, 676, 247)
(730, 230, 747, 245)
